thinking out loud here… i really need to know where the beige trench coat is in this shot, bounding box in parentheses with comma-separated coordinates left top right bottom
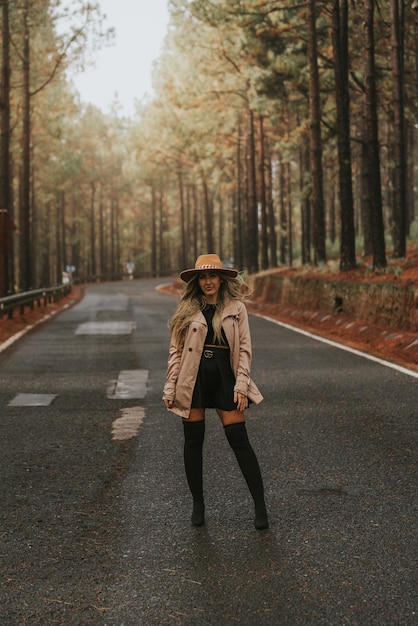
(162, 298, 263, 419)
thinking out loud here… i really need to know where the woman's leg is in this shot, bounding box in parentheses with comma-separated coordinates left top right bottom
(183, 409, 205, 526)
(217, 409, 268, 530)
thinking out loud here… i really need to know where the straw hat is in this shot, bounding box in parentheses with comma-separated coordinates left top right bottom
(180, 254, 238, 282)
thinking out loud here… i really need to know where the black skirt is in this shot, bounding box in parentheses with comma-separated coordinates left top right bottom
(191, 346, 237, 411)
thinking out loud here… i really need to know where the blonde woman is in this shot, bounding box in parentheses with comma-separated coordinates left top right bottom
(163, 254, 268, 530)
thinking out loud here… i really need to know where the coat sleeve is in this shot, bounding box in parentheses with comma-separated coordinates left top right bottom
(233, 303, 253, 396)
(162, 337, 182, 401)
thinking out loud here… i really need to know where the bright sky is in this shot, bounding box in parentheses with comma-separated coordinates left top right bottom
(71, 0, 170, 117)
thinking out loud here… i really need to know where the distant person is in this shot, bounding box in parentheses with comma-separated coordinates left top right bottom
(163, 254, 268, 530)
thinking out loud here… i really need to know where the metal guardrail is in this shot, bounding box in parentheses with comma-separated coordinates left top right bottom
(0, 283, 72, 319)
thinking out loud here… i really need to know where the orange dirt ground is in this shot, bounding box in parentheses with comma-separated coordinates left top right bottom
(0, 286, 85, 348)
(1, 250, 417, 373)
(247, 249, 418, 373)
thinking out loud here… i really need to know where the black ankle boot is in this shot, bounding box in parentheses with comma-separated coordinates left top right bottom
(191, 501, 205, 526)
(224, 422, 268, 530)
(183, 421, 205, 526)
(254, 503, 269, 530)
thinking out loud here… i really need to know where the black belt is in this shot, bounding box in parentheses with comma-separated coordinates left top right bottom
(203, 345, 229, 359)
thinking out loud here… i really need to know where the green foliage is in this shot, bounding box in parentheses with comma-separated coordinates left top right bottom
(2, 0, 416, 288)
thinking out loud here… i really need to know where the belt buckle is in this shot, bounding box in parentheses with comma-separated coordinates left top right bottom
(203, 349, 214, 359)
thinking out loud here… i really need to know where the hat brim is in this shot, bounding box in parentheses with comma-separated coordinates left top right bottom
(180, 267, 238, 282)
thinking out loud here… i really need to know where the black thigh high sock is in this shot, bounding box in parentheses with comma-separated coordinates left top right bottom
(224, 422, 268, 529)
(183, 421, 205, 525)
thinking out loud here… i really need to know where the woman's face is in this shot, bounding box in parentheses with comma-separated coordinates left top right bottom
(198, 271, 222, 303)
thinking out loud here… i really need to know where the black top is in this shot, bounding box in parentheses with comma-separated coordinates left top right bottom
(202, 304, 228, 346)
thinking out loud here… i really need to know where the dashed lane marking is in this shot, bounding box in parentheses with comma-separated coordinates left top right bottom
(8, 393, 58, 407)
(5, 370, 149, 408)
(107, 369, 149, 399)
(112, 407, 145, 441)
(75, 321, 135, 335)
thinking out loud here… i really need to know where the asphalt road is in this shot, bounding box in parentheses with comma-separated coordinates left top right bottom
(0, 279, 416, 625)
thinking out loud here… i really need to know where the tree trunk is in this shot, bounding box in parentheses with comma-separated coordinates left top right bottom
(40, 200, 51, 286)
(328, 181, 336, 244)
(285, 161, 293, 266)
(158, 187, 168, 275)
(71, 196, 79, 278)
(55, 195, 61, 284)
(307, 0, 326, 265)
(235, 118, 244, 270)
(246, 108, 259, 273)
(360, 118, 372, 256)
(191, 184, 198, 261)
(178, 167, 187, 268)
(364, 0, 386, 268)
(407, 120, 415, 228)
(331, 0, 356, 270)
(413, 3, 418, 224)
(0, 0, 12, 295)
(110, 196, 116, 278)
(217, 193, 224, 261)
(300, 133, 311, 265)
(390, 0, 407, 258)
(279, 158, 287, 265)
(186, 184, 192, 260)
(20, 0, 32, 289)
(60, 190, 67, 272)
(202, 175, 213, 255)
(90, 181, 96, 278)
(98, 188, 105, 276)
(258, 115, 269, 270)
(115, 195, 120, 278)
(266, 140, 277, 267)
(151, 183, 157, 276)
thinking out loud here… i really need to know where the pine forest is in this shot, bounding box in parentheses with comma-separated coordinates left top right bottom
(0, 0, 418, 296)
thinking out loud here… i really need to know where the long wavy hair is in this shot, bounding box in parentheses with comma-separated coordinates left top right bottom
(170, 273, 251, 349)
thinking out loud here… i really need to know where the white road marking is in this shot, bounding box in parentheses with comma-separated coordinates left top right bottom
(75, 321, 135, 335)
(9, 393, 58, 407)
(254, 313, 418, 380)
(112, 407, 145, 441)
(107, 370, 149, 399)
(0, 307, 69, 354)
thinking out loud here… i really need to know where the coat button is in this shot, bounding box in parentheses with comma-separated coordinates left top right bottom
(193, 327, 197, 332)
(188, 347, 192, 352)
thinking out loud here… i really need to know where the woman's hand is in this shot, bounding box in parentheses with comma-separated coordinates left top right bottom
(164, 398, 174, 410)
(234, 391, 248, 411)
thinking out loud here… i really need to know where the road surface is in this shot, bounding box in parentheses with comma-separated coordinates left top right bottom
(0, 279, 416, 625)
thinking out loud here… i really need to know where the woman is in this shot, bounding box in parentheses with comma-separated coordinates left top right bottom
(163, 254, 268, 530)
